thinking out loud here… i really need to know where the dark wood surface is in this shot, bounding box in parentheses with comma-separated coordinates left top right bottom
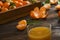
(0, 5, 60, 40)
(0, 16, 60, 40)
(0, 17, 28, 40)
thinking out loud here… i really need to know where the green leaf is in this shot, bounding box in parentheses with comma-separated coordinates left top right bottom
(59, 0, 60, 1)
(45, 0, 50, 3)
(10, 2, 16, 6)
(28, 0, 36, 4)
(9, 2, 16, 9)
(43, 0, 50, 5)
(27, 19, 42, 25)
(58, 1, 60, 4)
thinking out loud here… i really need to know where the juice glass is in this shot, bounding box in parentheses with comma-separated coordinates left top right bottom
(27, 24, 51, 40)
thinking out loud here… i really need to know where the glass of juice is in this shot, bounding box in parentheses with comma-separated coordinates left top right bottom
(27, 24, 51, 40)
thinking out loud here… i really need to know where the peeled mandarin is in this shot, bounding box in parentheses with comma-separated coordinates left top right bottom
(18, 20, 27, 26)
(13, 1, 23, 7)
(16, 24, 26, 30)
(39, 7, 47, 18)
(3, 2, 10, 8)
(40, 7, 46, 12)
(0, 1, 3, 6)
(1, 7, 8, 12)
(16, 20, 27, 30)
(34, 7, 40, 13)
(23, 1, 30, 5)
(30, 11, 40, 19)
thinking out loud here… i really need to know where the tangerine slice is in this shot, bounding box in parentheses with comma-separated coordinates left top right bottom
(39, 7, 47, 18)
(30, 11, 40, 19)
(18, 20, 27, 26)
(40, 7, 46, 11)
(0, 1, 3, 6)
(16, 20, 27, 30)
(1, 7, 8, 12)
(16, 24, 26, 30)
(34, 7, 40, 13)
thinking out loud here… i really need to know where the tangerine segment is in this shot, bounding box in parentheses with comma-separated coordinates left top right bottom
(30, 11, 40, 19)
(18, 20, 27, 26)
(1, 7, 8, 12)
(28, 27, 51, 40)
(0, 1, 3, 6)
(23, 1, 30, 5)
(16, 20, 27, 30)
(16, 24, 26, 30)
(39, 7, 47, 18)
(3, 2, 10, 8)
(17, 0, 23, 2)
(40, 7, 46, 12)
(34, 7, 40, 13)
(13, 1, 23, 7)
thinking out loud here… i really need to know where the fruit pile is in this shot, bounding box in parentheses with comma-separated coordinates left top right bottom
(30, 3, 51, 19)
(16, 0, 60, 30)
(30, 0, 60, 19)
(0, 0, 30, 12)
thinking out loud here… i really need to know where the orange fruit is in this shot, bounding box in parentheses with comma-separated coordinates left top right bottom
(3, 2, 10, 8)
(12, 0, 17, 1)
(40, 6, 46, 12)
(16, 24, 26, 30)
(13, 0, 23, 2)
(30, 7, 40, 19)
(0, 1, 3, 6)
(22, 1, 30, 5)
(14, 1, 23, 7)
(41, 15, 47, 18)
(18, 20, 27, 26)
(34, 7, 40, 13)
(17, 0, 23, 2)
(1, 7, 8, 12)
(16, 20, 27, 30)
(39, 7, 47, 18)
(39, 11, 47, 18)
(58, 11, 60, 17)
(30, 7, 47, 19)
(30, 11, 40, 19)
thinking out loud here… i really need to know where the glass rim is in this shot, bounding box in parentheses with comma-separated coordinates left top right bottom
(27, 23, 52, 31)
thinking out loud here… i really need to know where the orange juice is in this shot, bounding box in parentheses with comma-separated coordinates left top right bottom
(28, 27, 51, 40)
